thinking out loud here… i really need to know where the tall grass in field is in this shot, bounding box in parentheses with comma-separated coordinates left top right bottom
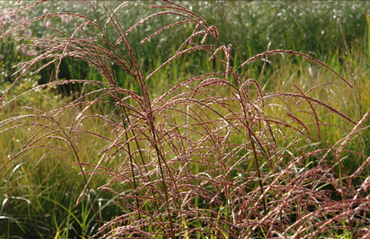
(1, 0, 370, 238)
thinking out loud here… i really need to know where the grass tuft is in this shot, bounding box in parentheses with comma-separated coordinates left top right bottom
(1, 1, 370, 238)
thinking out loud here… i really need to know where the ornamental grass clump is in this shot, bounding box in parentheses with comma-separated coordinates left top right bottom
(1, 0, 370, 238)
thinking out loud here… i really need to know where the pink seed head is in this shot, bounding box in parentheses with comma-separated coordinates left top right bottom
(23, 29, 32, 36)
(62, 15, 70, 24)
(21, 44, 27, 56)
(45, 21, 52, 29)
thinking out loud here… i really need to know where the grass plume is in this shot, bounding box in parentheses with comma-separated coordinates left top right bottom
(1, 1, 370, 238)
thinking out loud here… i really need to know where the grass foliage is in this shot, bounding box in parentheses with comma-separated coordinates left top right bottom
(1, 1, 370, 238)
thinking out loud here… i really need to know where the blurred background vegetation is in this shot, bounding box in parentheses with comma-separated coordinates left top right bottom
(1, 1, 369, 93)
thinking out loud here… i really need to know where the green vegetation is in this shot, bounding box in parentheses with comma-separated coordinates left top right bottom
(1, 1, 370, 238)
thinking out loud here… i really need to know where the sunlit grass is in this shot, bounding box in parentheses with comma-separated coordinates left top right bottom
(1, 1, 370, 238)
(2, 50, 370, 237)
(0, 89, 125, 237)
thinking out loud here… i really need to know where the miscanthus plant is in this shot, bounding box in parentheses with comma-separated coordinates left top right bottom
(1, 0, 370, 238)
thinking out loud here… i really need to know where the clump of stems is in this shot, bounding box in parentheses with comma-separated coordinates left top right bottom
(1, 0, 370, 238)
